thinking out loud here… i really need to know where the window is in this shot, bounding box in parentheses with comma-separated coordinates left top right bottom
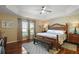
(22, 20, 35, 39)
(22, 21, 28, 37)
(30, 21, 34, 35)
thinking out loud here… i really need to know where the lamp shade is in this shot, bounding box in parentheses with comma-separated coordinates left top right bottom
(72, 23, 78, 28)
(43, 24, 48, 28)
(43, 24, 48, 32)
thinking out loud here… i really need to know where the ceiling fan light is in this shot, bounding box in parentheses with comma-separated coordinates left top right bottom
(42, 10, 45, 13)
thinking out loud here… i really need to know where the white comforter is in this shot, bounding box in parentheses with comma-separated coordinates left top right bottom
(36, 32, 66, 45)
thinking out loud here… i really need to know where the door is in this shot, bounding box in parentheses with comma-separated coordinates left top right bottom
(29, 21, 35, 39)
(22, 20, 35, 40)
(22, 20, 29, 40)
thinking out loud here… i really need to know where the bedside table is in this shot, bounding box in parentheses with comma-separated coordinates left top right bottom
(67, 33, 79, 44)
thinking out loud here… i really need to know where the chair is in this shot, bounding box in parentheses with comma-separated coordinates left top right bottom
(0, 37, 7, 54)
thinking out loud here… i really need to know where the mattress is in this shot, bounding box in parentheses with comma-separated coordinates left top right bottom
(37, 33, 57, 39)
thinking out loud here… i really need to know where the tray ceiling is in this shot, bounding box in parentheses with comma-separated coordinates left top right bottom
(0, 5, 79, 20)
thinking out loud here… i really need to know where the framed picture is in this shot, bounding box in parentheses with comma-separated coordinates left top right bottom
(2, 20, 15, 28)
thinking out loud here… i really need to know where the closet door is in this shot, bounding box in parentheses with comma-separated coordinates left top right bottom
(22, 21, 29, 40)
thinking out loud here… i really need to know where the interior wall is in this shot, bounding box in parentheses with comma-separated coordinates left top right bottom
(0, 13, 18, 43)
(49, 14, 79, 33)
(36, 20, 49, 33)
(1, 13, 77, 43)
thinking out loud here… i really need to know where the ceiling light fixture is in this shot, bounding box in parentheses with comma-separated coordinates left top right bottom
(40, 6, 52, 14)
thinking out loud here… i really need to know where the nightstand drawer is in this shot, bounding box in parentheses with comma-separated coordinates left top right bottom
(68, 33, 79, 44)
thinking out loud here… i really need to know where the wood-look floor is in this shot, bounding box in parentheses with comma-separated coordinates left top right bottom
(6, 40, 30, 54)
(6, 40, 79, 54)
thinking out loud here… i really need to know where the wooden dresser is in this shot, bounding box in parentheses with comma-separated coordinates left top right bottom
(67, 33, 79, 44)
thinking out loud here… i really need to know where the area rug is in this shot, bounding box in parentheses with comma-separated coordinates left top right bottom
(22, 42, 60, 54)
(22, 42, 77, 54)
(62, 42, 77, 51)
(22, 42, 48, 54)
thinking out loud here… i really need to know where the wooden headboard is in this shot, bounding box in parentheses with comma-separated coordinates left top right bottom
(48, 23, 68, 34)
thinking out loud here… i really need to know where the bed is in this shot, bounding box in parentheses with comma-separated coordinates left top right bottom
(33, 23, 68, 51)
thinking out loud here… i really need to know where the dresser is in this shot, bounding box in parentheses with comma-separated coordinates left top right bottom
(67, 33, 79, 44)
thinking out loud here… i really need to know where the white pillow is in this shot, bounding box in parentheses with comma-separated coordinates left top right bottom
(54, 30, 65, 34)
(47, 30, 56, 34)
(47, 30, 65, 34)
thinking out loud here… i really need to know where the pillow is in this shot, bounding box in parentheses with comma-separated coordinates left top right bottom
(54, 30, 65, 34)
(47, 30, 56, 34)
(47, 30, 65, 34)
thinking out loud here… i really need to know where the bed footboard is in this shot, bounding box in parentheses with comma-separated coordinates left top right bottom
(33, 37, 53, 51)
(33, 35, 60, 51)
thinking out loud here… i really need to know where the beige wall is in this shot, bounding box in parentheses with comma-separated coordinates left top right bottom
(2, 13, 79, 43)
(0, 14, 18, 43)
(49, 15, 79, 24)
(36, 20, 49, 33)
(49, 14, 79, 33)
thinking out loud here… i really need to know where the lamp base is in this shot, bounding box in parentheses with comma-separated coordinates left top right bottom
(74, 32, 77, 34)
(74, 27, 77, 34)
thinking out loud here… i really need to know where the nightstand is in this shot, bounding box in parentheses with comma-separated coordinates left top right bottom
(67, 33, 79, 44)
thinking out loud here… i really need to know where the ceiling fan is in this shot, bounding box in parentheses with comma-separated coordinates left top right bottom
(40, 6, 52, 14)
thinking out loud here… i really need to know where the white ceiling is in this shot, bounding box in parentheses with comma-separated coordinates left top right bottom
(0, 5, 17, 15)
(0, 5, 79, 20)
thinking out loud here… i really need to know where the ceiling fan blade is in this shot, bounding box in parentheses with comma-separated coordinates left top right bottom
(40, 11, 43, 14)
(46, 10, 52, 12)
(40, 12, 42, 14)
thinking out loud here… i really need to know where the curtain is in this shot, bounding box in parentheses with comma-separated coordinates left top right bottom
(0, 21, 1, 36)
(17, 18, 22, 42)
(34, 21, 36, 37)
(28, 20, 30, 39)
